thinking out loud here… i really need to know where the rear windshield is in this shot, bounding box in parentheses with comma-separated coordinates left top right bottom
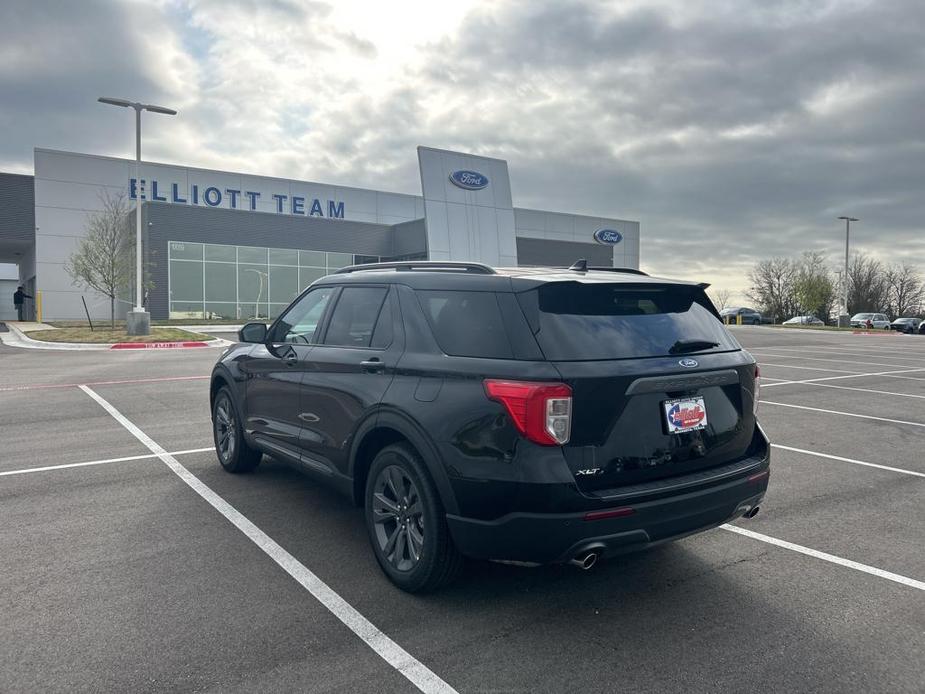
(516, 282, 739, 361)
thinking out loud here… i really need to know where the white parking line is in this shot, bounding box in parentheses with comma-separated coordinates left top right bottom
(763, 401, 925, 428)
(753, 352, 925, 370)
(721, 525, 925, 592)
(760, 362, 861, 374)
(771, 444, 925, 478)
(78, 385, 457, 694)
(762, 367, 925, 388)
(772, 382, 925, 400)
(0, 375, 209, 393)
(0, 447, 213, 477)
(750, 345, 925, 363)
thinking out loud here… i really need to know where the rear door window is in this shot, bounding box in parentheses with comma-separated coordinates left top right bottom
(323, 286, 389, 348)
(517, 282, 739, 361)
(417, 290, 514, 358)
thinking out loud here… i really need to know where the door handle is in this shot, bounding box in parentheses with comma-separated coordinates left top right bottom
(360, 357, 384, 372)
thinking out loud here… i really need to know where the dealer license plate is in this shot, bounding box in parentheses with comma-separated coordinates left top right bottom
(663, 396, 708, 433)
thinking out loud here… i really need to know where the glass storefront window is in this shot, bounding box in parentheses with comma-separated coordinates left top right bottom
(204, 302, 236, 320)
(238, 246, 267, 264)
(168, 242, 380, 320)
(170, 260, 203, 301)
(269, 248, 299, 266)
(269, 265, 299, 304)
(238, 264, 268, 304)
(204, 262, 236, 301)
(169, 241, 203, 260)
(327, 252, 353, 271)
(205, 244, 236, 262)
(299, 267, 326, 291)
(170, 301, 204, 318)
(299, 250, 326, 267)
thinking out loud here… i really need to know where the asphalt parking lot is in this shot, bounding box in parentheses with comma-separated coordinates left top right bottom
(1, 327, 923, 693)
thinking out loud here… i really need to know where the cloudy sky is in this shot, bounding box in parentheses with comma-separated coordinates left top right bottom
(2, 0, 923, 299)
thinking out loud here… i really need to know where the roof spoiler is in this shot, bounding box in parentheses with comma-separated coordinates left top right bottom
(568, 259, 649, 276)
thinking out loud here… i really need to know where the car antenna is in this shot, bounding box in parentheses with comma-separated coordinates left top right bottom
(568, 259, 588, 272)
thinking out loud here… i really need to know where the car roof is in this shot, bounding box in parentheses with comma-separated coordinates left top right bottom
(318, 261, 705, 292)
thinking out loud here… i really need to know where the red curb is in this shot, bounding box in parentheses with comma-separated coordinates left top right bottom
(110, 341, 211, 350)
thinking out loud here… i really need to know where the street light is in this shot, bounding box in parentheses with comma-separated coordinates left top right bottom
(98, 97, 178, 334)
(837, 216, 859, 318)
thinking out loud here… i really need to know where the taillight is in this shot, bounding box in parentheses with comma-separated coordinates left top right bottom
(753, 364, 760, 415)
(484, 380, 572, 445)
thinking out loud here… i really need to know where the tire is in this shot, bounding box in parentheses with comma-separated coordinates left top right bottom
(212, 386, 262, 473)
(364, 442, 463, 593)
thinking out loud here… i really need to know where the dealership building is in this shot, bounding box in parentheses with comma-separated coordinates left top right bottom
(0, 146, 640, 321)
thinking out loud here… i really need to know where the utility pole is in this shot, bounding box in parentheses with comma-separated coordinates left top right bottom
(98, 97, 177, 335)
(837, 216, 858, 326)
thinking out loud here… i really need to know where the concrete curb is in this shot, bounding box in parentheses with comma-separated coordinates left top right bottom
(0, 323, 229, 351)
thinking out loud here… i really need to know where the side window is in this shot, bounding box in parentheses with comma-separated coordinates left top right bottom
(370, 290, 394, 349)
(323, 287, 389, 348)
(271, 287, 334, 344)
(417, 290, 514, 359)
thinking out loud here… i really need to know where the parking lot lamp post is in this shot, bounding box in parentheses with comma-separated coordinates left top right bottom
(837, 216, 859, 324)
(98, 97, 178, 335)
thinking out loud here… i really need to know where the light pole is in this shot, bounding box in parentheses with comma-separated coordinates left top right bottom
(837, 216, 859, 322)
(98, 97, 177, 335)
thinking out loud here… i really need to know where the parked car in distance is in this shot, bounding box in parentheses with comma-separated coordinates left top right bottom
(891, 317, 922, 334)
(210, 261, 769, 592)
(720, 306, 763, 325)
(783, 315, 825, 326)
(850, 312, 891, 329)
(920, 321, 925, 335)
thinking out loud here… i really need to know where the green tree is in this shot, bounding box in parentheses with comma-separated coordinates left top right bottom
(793, 251, 835, 322)
(64, 192, 133, 329)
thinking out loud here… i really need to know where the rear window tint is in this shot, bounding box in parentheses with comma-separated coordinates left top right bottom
(418, 290, 514, 359)
(517, 282, 739, 361)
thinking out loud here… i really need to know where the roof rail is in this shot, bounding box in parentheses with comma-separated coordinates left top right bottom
(567, 259, 649, 276)
(334, 261, 497, 275)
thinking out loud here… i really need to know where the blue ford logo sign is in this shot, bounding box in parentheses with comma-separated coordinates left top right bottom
(449, 170, 489, 190)
(593, 228, 623, 245)
(678, 358, 699, 368)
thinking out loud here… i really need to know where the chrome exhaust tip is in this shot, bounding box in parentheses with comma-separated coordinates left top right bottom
(569, 551, 599, 570)
(744, 505, 760, 519)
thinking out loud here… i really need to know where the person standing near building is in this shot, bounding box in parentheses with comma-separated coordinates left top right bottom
(13, 286, 31, 321)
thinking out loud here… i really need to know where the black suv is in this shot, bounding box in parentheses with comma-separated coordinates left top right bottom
(210, 261, 769, 592)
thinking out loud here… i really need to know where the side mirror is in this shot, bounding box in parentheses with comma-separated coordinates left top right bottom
(239, 321, 268, 343)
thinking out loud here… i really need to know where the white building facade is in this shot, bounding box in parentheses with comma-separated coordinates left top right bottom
(0, 146, 640, 321)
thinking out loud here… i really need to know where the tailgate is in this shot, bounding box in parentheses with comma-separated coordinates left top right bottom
(556, 355, 759, 492)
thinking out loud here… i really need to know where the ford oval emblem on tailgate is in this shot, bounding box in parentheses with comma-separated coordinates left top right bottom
(678, 358, 699, 368)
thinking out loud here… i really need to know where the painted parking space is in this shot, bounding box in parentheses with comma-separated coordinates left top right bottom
(2, 327, 925, 692)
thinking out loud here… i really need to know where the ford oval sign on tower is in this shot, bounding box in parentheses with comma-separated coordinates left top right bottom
(449, 170, 489, 190)
(593, 228, 623, 245)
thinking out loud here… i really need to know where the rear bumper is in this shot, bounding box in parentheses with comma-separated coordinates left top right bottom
(446, 459, 769, 564)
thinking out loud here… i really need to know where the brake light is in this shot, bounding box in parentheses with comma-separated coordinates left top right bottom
(754, 364, 760, 415)
(484, 380, 572, 445)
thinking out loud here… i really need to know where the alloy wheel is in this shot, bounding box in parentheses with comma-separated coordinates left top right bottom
(371, 465, 424, 572)
(214, 397, 236, 463)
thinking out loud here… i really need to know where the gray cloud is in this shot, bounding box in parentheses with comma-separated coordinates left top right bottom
(1, 0, 923, 296)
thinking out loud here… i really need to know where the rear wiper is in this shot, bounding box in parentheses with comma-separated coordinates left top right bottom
(669, 339, 720, 355)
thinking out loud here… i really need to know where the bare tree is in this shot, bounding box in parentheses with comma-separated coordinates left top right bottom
(886, 263, 925, 318)
(64, 192, 133, 328)
(709, 288, 733, 311)
(847, 253, 889, 315)
(747, 257, 798, 323)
